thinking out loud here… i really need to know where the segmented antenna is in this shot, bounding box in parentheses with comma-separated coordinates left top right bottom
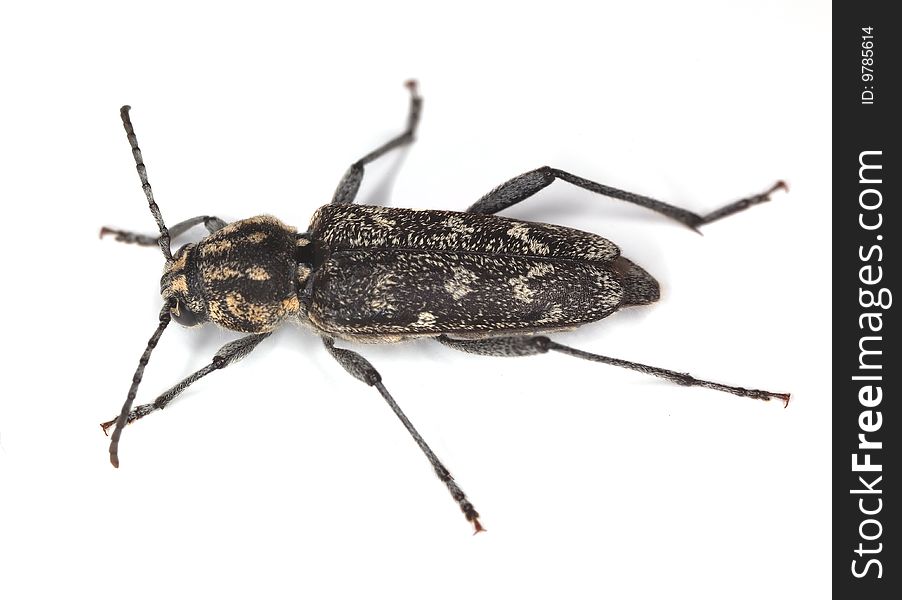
(120, 105, 172, 260)
(107, 301, 174, 467)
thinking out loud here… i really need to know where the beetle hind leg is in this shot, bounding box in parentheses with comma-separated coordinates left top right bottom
(438, 335, 790, 407)
(466, 166, 787, 232)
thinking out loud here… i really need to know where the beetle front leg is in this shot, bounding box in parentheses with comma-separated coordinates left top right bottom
(467, 166, 787, 232)
(101, 215, 228, 247)
(438, 335, 791, 407)
(101, 333, 271, 463)
(322, 337, 484, 533)
(331, 81, 423, 205)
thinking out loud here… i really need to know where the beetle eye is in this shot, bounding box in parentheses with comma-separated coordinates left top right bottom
(171, 301, 203, 327)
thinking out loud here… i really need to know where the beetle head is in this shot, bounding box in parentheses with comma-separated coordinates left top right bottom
(160, 243, 209, 327)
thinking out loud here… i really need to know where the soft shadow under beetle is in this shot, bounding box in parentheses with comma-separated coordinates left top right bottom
(101, 81, 789, 533)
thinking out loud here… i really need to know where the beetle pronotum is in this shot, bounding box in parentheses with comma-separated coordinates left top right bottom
(101, 81, 789, 532)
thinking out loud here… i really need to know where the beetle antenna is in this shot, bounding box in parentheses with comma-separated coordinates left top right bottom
(106, 302, 174, 467)
(120, 105, 173, 261)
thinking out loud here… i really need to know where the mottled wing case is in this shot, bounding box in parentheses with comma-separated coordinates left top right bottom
(307, 205, 627, 340)
(309, 205, 620, 261)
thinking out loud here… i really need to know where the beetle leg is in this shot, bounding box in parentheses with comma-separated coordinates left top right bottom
(101, 215, 228, 247)
(438, 335, 791, 407)
(322, 337, 484, 533)
(331, 81, 423, 205)
(101, 333, 271, 461)
(467, 166, 787, 232)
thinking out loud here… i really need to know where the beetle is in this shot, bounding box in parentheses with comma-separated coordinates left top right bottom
(100, 81, 789, 533)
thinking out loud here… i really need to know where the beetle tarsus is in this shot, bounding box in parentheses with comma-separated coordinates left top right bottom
(769, 180, 789, 194)
(99, 226, 128, 241)
(725, 386, 791, 407)
(323, 339, 483, 531)
(99, 225, 160, 246)
(472, 518, 486, 535)
(698, 180, 789, 226)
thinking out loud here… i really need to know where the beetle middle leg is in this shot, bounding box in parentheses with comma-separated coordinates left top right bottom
(101, 333, 271, 463)
(331, 81, 423, 205)
(466, 166, 787, 232)
(322, 337, 484, 532)
(438, 335, 791, 407)
(101, 215, 228, 247)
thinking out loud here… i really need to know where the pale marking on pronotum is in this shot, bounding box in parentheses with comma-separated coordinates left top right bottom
(170, 249, 189, 272)
(203, 265, 243, 281)
(245, 266, 271, 281)
(169, 275, 189, 294)
(225, 292, 281, 326)
(245, 231, 268, 243)
(201, 239, 232, 256)
(225, 292, 247, 318)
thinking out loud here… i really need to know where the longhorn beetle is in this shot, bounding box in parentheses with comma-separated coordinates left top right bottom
(101, 81, 790, 533)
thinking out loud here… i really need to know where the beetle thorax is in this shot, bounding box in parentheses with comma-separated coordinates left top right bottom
(162, 216, 302, 333)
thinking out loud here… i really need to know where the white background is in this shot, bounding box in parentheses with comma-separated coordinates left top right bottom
(0, 2, 830, 598)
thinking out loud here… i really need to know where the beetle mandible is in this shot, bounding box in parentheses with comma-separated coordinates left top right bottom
(101, 81, 789, 533)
